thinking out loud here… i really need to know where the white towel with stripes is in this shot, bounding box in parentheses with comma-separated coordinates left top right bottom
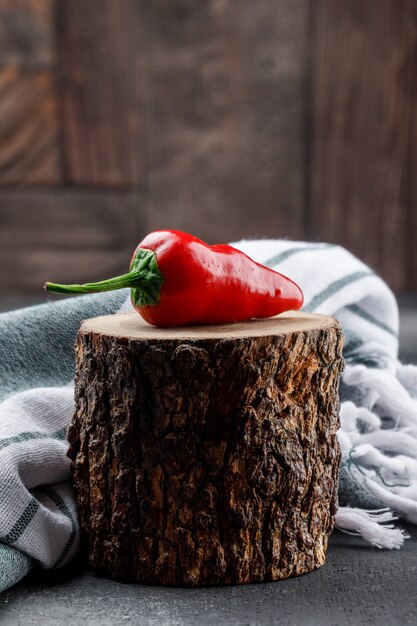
(1, 239, 416, 592)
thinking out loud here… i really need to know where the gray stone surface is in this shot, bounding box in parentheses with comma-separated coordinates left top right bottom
(1, 525, 416, 626)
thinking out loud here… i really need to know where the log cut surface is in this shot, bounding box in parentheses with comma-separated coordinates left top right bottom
(68, 311, 344, 586)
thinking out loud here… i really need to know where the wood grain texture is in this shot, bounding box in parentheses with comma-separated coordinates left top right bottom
(0, 67, 60, 184)
(69, 311, 343, 585)
(58, 0, 145, 186)
(309, 0, 416, 291)
(0, 189, 142, 291)
(0, 0, 54, 68)
(145, 0, 308, 243)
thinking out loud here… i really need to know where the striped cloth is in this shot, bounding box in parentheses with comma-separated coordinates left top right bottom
(1, 240, 416, 592)
(0, 291, 127, 592)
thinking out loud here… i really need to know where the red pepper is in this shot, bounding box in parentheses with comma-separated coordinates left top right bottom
(45, 230, 303, 327)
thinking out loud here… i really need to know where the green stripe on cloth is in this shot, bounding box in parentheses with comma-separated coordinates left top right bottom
(0, 544, 33, 593)
(0, 290, 128, 404)
(0, 499, 39, 545)
(343, 329, 364, 356)
(0, 427, 67, 452)
(37, 486, 77, 569)
(264, 244, 334, 268)
(303, 271, 374, 312)
(346, 303, 398, 338)
(345, 353, 387, 369)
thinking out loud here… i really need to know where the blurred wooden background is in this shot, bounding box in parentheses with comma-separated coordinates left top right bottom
(0, 0, 416, 297)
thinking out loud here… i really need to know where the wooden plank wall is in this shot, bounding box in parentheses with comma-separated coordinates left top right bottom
(145, 0, 308, 242)
(0, 0, 416, 296)
(0, 0, 143, 292)
(309, 0, 417, 292)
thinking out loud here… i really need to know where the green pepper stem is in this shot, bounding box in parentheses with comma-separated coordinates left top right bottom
(44, 247, 164, 307)
(44, 270, 141, 295)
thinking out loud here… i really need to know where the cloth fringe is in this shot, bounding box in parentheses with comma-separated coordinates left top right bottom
(335, 507, 408, 549)
(338, 360, 417, 542)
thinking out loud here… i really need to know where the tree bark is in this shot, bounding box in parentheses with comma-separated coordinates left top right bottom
(68, 311, 344, 586)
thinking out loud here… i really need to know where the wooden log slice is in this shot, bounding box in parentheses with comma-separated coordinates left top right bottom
(68, 311, 344, 586)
